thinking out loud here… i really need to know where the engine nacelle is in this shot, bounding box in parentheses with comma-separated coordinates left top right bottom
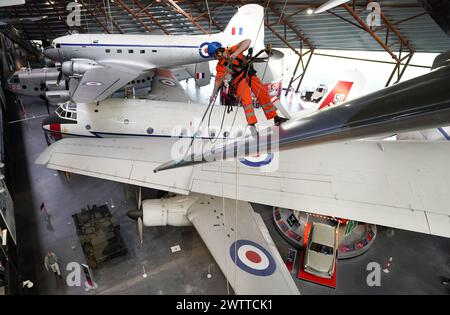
(142, 195, 198, 227)
(61, 59, 98, 76)
(46, 80, 67, 91)
(45, 90, 70, 105)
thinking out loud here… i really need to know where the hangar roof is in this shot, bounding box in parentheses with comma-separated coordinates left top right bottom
(0, 0, 449, 53)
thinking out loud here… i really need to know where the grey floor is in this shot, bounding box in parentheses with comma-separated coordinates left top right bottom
(5, 84, 450, 295)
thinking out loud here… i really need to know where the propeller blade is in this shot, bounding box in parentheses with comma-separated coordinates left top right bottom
(137, 217, 144, 244)
(56, 70, 62, 86)
(138, 187, 142, 210)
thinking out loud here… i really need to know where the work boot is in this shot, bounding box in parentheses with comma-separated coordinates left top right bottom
(274, 116, 289, 126)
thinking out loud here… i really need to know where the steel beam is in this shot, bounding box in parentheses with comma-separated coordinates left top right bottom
(165, 0, 209, 34)
(132, 0, 171, 35)
(342, 3, 399, 62)
(115, 0, 155, 33)
(79, 0, 111, 33)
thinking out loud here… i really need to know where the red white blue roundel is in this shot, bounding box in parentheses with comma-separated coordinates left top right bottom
(199, 42, 211, 59)
(84, 81, 102, 86)
(159, 78, 176, 86)
(239, 153, 274, 167)
(230, 240, 276, 276)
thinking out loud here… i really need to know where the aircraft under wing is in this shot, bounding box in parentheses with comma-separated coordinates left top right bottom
(143, 69, 191, 103)
(69, 60, 151, 103)
(187, 196, 299, 294)
(36, 138, 450, 238)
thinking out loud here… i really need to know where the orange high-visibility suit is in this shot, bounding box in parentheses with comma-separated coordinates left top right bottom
(216, 45, 278, 125)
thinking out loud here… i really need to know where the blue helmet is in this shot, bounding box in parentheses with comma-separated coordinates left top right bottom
(207, 41, 222, 57)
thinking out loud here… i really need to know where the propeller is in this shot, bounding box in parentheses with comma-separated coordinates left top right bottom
(127, 187, 144, 244)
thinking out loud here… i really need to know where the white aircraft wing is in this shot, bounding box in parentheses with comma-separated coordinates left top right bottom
(143, 69, 191, 103)
(35, 137, 193, 195)
(69, 60, 152, 103)
(187, 196, 299, 294)
(36, 138, 450, 238)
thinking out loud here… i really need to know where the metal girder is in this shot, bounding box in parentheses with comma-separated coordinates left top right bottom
(90, 0, 124, 34)
(164, 0, 209, 34)
(24, 0, 56, 39)
(191, 1, 224, 32)
(115, 0, 154, 33)
(268, 4, 315, 50)
(342, 3, 399, 62)
(79, 0, 111, 33)
(285, 48, 314, 95)
(131, 0, 171, 35)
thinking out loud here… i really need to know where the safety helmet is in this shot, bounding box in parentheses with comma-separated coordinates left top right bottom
(207, 41, 222, 57)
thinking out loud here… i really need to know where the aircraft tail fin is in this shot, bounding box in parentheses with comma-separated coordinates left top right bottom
(223, 4, 265, 52)
(318, 69, 366, 110)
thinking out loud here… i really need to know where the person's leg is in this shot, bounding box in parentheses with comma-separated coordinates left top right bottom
(54, 263, 61, 276)
(50, 263, 57, 274)
(235, 78, 257, 125)
(249, 76, 278, 120)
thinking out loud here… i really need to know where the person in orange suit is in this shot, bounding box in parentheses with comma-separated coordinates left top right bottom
(208, 40, 288, 128)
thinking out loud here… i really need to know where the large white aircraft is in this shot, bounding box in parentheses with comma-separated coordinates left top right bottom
(42, 4, 265, 104)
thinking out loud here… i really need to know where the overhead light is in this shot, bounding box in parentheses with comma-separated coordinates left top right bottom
(306, 8, 314, 15)
(314, 0, 350, 14)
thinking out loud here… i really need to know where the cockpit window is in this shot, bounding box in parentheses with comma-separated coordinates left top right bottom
(9, 75, 20, 84)
(55, 102, 77, 121)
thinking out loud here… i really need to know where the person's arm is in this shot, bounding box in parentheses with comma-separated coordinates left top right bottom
(210, 64, 225, 102)
(230, 39, 251, 58)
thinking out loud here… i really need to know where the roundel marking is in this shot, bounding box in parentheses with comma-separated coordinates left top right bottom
(229, 239, 276, 276)
(239, 153, 274, 167)
(199, 42, 211, 59)
(159, 78, 176, 87)
(84, 81, 102, 86)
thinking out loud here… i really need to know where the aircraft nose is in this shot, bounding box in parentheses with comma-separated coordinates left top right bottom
(43, 47, 60, 61)
(42, 114, 63, 132)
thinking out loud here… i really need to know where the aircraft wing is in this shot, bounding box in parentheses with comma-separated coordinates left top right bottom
(187, 196, 299, 294)
(143, 69, 191, 103)
(35, 137, 193, 195)
(69, 60, 151, 103)
(36, 138, 450, 238)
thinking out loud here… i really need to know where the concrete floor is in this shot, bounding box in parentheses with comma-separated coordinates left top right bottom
(5, 83, 450, 295)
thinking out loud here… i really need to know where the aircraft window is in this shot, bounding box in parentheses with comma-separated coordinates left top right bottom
(223, 131, 229, 137)
(142, 79, 145, 82)
(137, 80, 141, 83)
(147, 127, 154, 134)
(128, 49, 134, 53)
(147, 77, 150, 80)
(85, 124, 91, 130)
(34, 87, 38, 91)
(152, 50, 157, 52)
(56, 43, 61, 48)
(55, 102, 77, 121)
(131, 80, 135, 84)
(93, 40, 99, 44)
(117, 49, 122, 53)
(40, 86, 45, 91)
(140, 50, 145, 54)
(317, 88, 323, 92)
(124, 119, 130, 125)
(22, 85, 27, 89)
(106, 49, 110, 53)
